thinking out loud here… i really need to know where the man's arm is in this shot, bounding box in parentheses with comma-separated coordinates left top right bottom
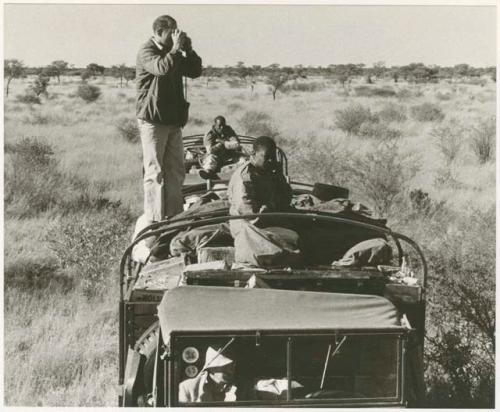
(204, 131, 225, 154)
(276, 174, 293, 211)
(223, 126, 241, 150)
(230, 174, 258, 215)
(137, 44, 181, 76)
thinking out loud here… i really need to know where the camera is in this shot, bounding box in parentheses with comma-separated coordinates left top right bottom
(178, 33, 191, 52)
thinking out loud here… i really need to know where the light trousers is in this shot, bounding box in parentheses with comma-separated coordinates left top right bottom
(138, 119, 185, 222)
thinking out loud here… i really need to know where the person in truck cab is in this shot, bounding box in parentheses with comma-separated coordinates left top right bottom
(198, 116, 242, 180)
(178, 345, 238, 402)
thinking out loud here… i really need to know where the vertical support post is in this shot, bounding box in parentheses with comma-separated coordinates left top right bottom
(286, 337, 292, 401)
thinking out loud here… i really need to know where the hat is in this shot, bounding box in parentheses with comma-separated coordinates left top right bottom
(202, 346, 234, 370)
(312, 183, 349, 202)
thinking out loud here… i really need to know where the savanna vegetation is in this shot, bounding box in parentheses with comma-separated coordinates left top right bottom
(3, 60, 496, 406)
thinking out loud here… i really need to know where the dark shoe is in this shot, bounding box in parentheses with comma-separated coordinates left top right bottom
(198, 169, 220, 180)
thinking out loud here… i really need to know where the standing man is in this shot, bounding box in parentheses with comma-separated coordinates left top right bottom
(136, 15, 202, 227)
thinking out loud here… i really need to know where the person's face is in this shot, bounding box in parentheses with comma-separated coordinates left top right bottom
(156, 24, 177, 48)
(252, 146, 277, 172)
(214, 119, 225, 134)
(208, 362, 235, 385)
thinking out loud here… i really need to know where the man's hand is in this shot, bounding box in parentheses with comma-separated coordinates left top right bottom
(171, 29, 186, 53)
(224, 140, 240, 150)
(250, 205, 269, 225)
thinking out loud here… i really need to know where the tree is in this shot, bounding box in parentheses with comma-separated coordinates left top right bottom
(111, 64, 129, 87)
(203, 65, 219, 86)
(328, 64, 363, 87)
(265, 69, 289, 100)
(44, 60, 68, 83)
(371, 61, 386, 80)
(453, 63, 471, 78)
(124, 68, 135, 86)
(4, 59, 25, 96)
(86, 63, 105, 79)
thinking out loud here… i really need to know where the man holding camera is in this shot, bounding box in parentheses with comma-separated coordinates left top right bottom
(136, 15, 202, 230)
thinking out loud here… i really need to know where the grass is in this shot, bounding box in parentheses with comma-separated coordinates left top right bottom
(3, 74, 496, 406)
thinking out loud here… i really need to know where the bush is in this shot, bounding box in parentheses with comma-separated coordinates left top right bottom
(188, 117, 205, 127)
(226, 78, 245, 88)
(423, 208, 495, 407)
(227, 102, 243, 113)
(343, 140, 419, 216)
(358, 121, 402, 140)
(410, 102, 445, 122)
(4, 256, 73, 291)
(17, 92, 41, 105)
(377, 102, 407, 123)
(284, 81, 326, 93)
(353, 85, 396, 97)
(5, 137, 118, 217)
(470, 117, 495, 163)
(431, 122, 464, 163)
(47, 206, 133, 297)
(115, 118, 140, 143)
(396, 88, 415, 100)
(435, 91, 452, 101)
(31, 74, 50, 97)
(77, 84, 101, 103)
(239, 110, 279, 138)
(334, 104, 379, 135)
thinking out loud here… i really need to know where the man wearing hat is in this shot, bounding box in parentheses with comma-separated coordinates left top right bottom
(178, 345, 238, 403)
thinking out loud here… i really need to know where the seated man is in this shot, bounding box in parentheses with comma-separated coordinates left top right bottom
(179, 345, 238, 403)
(199, 116, 242, 180)
(227, 136, 292, 237)
(227, 136, 300, 267)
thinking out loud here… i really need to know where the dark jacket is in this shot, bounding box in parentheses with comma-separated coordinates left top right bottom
(136, 38, 202, 125)
(204, 125, 239, 154)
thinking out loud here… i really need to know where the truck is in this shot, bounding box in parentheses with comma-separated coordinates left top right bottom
(118, 134, 427, 407)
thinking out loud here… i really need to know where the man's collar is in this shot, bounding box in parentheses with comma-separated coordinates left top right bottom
(151, 37, 163, 50)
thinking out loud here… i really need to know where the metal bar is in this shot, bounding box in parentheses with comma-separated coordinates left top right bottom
(287, 337, 292, 401)
(320, 344, 333, 389)
(120, 212, 426, 286)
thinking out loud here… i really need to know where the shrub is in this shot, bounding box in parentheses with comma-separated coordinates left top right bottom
(77, 84, 101, 103)
(188, 117, 205, 127)
(431, 122, 464, 163)
(377, 102, 408, 123)
(115, 118, 140, 143)
(353, 85, 396, 97)
(17, 92, 41, 105)
(470, 117, 495, 163)
(343, 140, 419, 216)
(31, 74, 50, 97)
(410, 102, 445, 122)
(47, 206, 133, 297)
(5, 137, 118, 217)
(227, 102, 243, 113)
(4, 256, 73, 291)
(423, 208, 495, 407)
(358, 121, 402, 140)
(334, 104, 379, 135)
(435, 91, 452, 101)
(239, 110, 279, 138)
(226, 78, 245, 88)
(284, 81, 326, 93)
(396, 88, 414, 100)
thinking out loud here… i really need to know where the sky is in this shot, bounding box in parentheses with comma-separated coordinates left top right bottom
(3, 3, 497, 68)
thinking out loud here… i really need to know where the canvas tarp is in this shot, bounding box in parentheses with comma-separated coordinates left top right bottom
(158, 286, 404, 342)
